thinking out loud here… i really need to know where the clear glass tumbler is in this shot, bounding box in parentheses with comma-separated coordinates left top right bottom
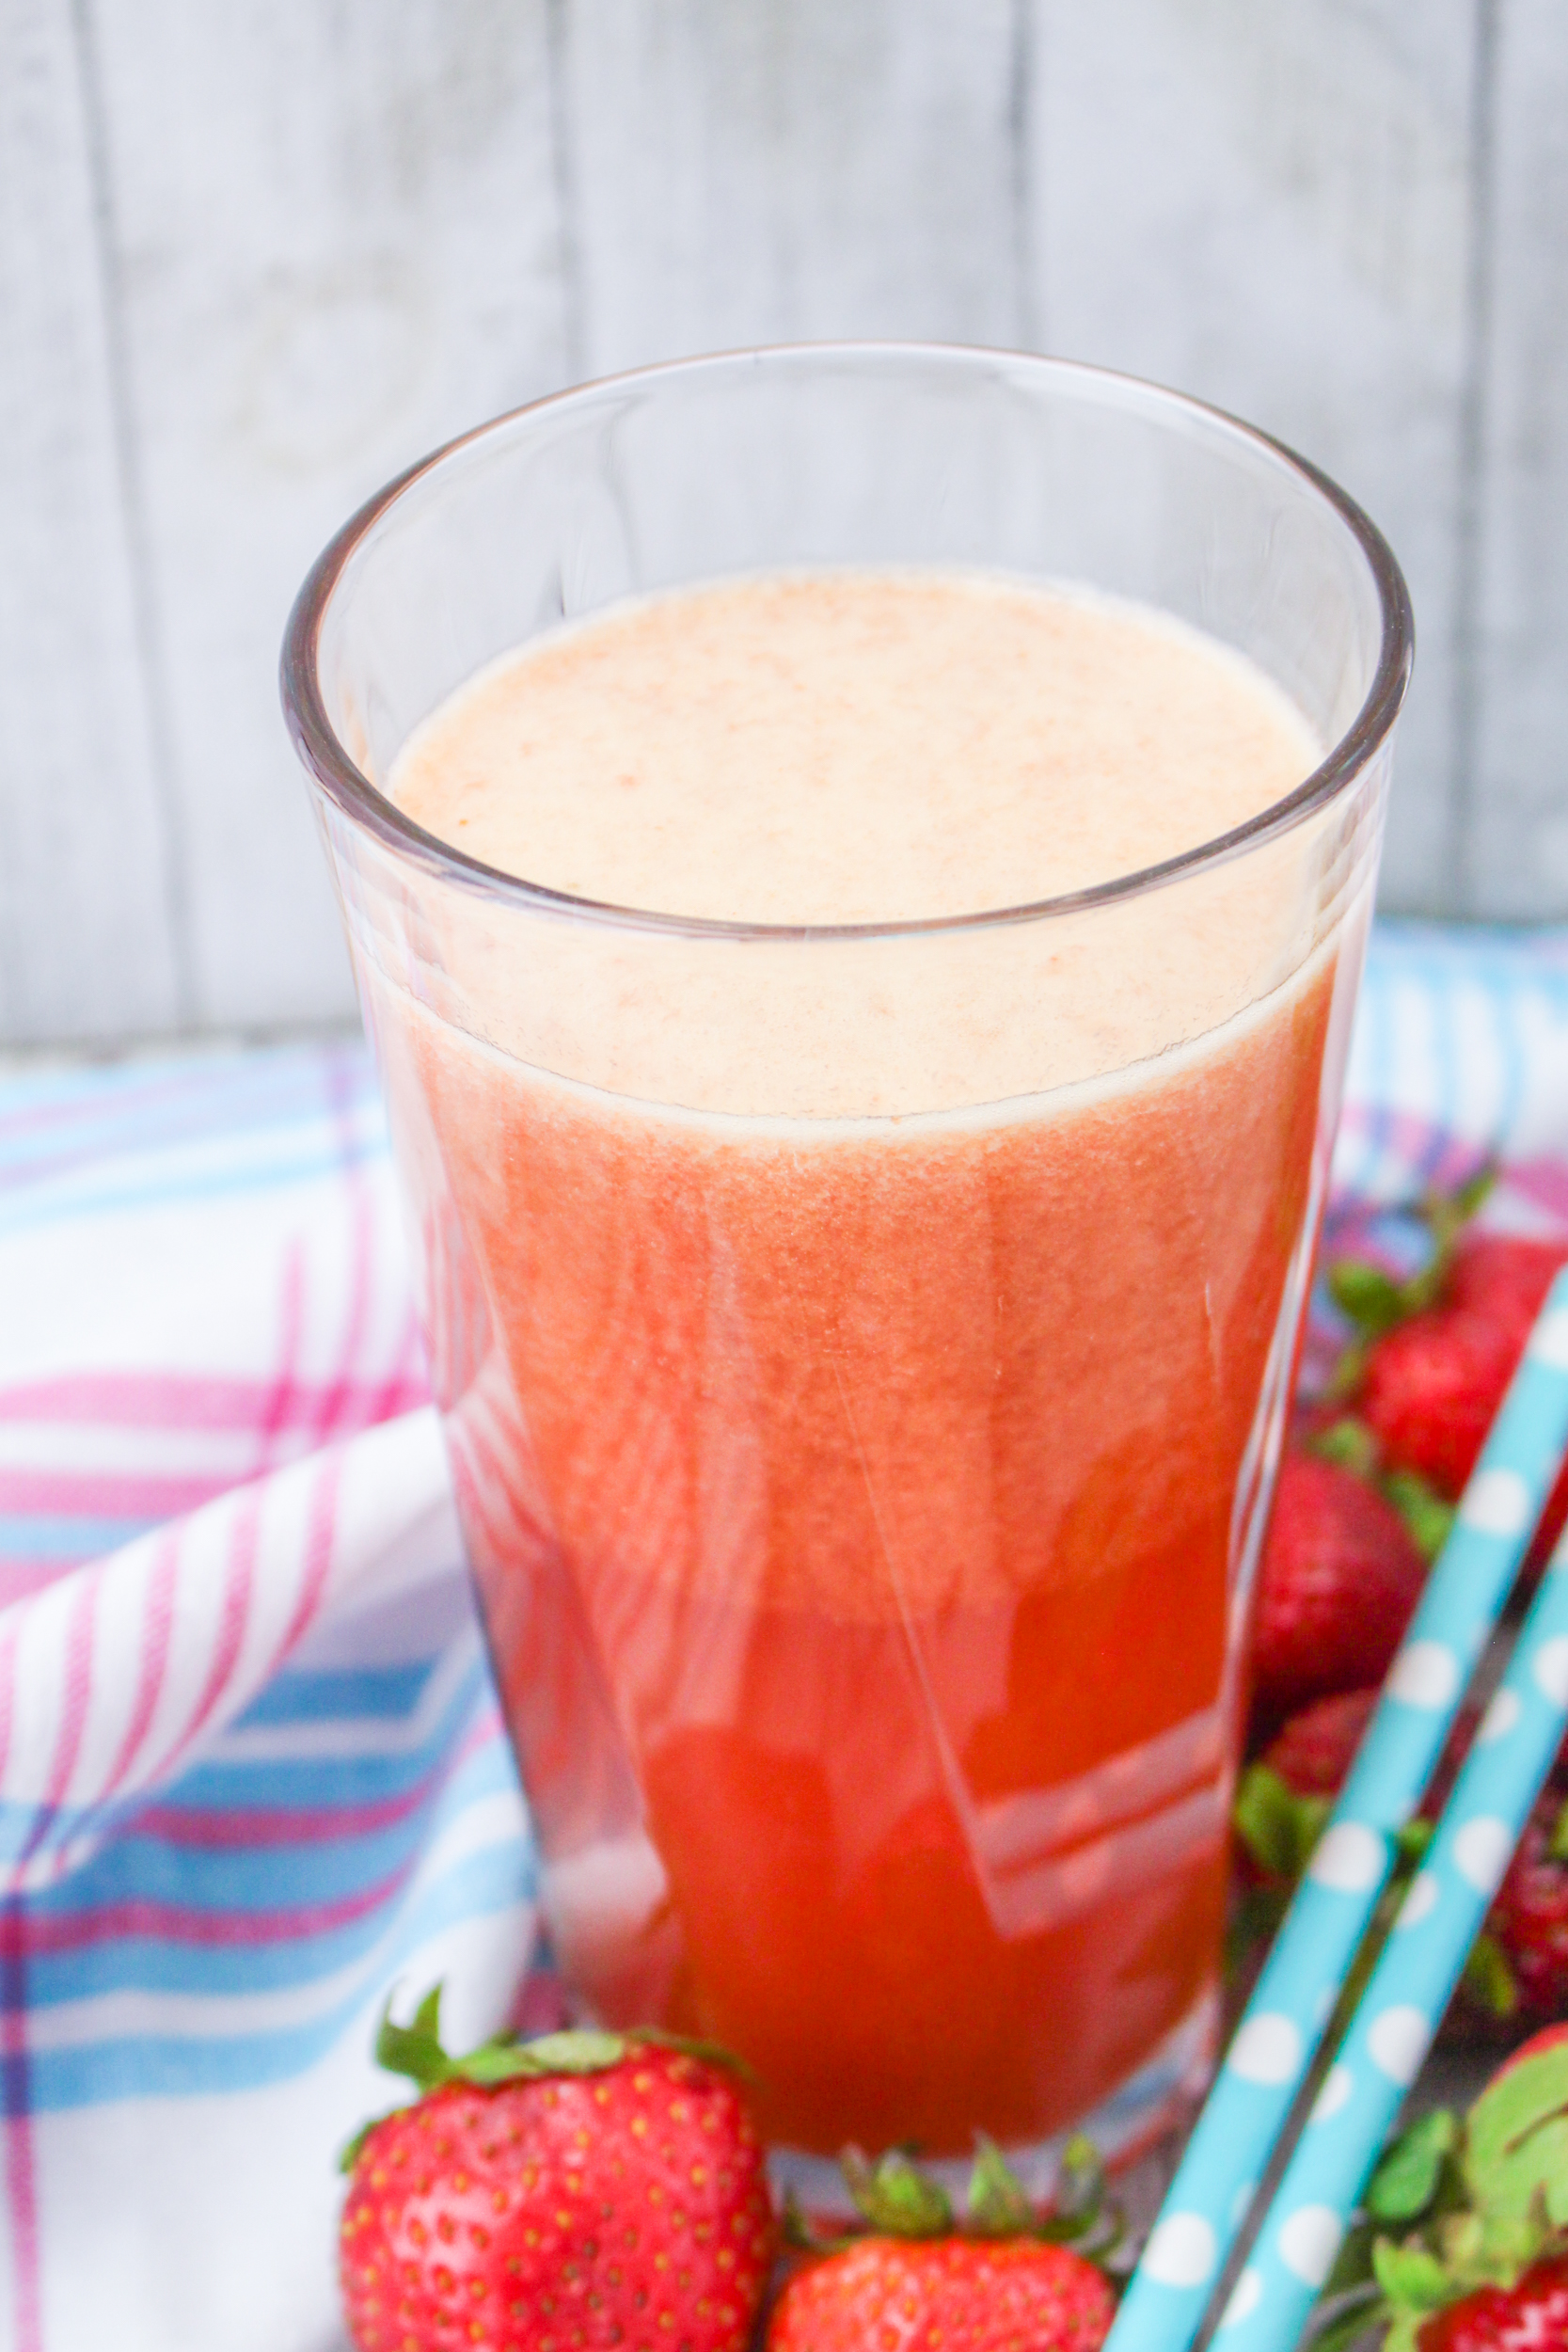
(282, 346, 1410, 2199)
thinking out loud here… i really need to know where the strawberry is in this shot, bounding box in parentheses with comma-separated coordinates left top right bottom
(1333, 1214, 1568, 1567)
(769, 2142, 1115, 2352)
(339, 1989, 773, 2352)
(1361, 1307, 1536, 1502)
(1250, 1450, 1427, 1723)
(769, 2234, 1114, 2352)
(1418, 2254, 1568, 2346)
(1260, 1685, 1380, 1803)
(1325, 2027, 1568, 2348)
(1482, 1788, 1568, 2025)
(1234, 1692, 1568, 2030)
(1448, 1233, 1568, 1330)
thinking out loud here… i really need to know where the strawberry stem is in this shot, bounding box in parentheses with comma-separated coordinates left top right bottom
(841, 2147, 953, 2238)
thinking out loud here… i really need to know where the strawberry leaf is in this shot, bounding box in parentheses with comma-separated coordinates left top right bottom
(1549, 1800, 1568, 1865)
(1370, 2237, 1453, 2312)
(1036, 2134, 1114, 2250)
(1057, 2133, 1104, 2220)
(1424, 1167, 1497, 1261)
(1234, 1765, 1328, 1883)
(1328, 1261, 1410, 1339)
(1307, 1417, 1382, 1480)
(966, 2135, 1035, 2236)
(372, 1984, 627, 2094)
(451, 2028, 626, 2086)
(842, 2147, 952, 2238)
(1465, 2037, 1568, 2229)
(629, 2026, 756, 2081)
(1366, 2108, 1458, 2224)
(1382, 1469, 1454, 1565)
(374, 1986, 454, 2090)
(1461, 1932, 1518, 2020)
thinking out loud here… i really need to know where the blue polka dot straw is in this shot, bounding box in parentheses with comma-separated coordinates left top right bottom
(1217, 1502, 1568, 2349)
(1104, 1267, 1568, 2352)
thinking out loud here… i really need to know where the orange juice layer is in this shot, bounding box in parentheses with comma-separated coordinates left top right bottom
(380, 571, 1342, 2154)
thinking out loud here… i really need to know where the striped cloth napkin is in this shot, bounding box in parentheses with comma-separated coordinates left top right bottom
(3, 923, 1568, 2352)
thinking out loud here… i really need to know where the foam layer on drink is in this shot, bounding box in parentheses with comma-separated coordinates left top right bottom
(386, 572, 1338, 1120)
(395, 570, 1319, 921)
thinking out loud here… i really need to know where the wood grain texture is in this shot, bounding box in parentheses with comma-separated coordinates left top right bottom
(1466, 0, 1568, 916)
(83, 0, 570, 1029)
(5, 1, 1568, 1045)
(558, 0, 1022, 373)
(1022, 0, 1480, 913)
(0, 0, 184, 1041)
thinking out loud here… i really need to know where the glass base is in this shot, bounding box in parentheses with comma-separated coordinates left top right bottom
(765, 1982, 1219, 2217)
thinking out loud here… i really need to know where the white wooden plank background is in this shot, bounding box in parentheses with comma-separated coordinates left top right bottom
(1024, 0, 1478, 912)
(81, 0, 570, 1032)
(562, 0, 1020, 370)
(0, 0, 185, 1041)
(2, 0, 1565, 1045)
(1468, 0, 1568, 915)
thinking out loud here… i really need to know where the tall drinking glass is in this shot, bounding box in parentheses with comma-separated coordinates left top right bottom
(282, 347, 1410, 2200)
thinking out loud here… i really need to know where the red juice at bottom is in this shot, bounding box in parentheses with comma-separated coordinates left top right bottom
(368, 572, 1350, 2157)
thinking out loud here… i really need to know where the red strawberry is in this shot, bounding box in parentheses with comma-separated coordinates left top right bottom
(1236, 1690, 1568, 2028)
(769, 2144, 1115, 2352)
(1345, 2022, 1568, 2346)
(1497, 2021, 1568, 2074)
(1361, 1310, 1531, 1499)
(1483, 1790, 1568, 2025)
(1262, 1685, 1380, 1800)
(768, 2234, 1114, 2352)
(1418, 2258, 1568, 2348)
(1447, 1233, 1568, 1330)
(1250, 1450, 1427, 1722)
(339, 1991, 773, 2352)
(1356, 1232, 1568, 1564)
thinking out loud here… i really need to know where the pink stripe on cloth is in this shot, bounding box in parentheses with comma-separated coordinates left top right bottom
(180, 1493, 261, 1758)
(0, 1867, 415, 1956)
(253, 1242, 308, 1480)
(0, 1412, 453, 1863)
(1, 1958, 40, 2352)
(0, 1372, 429, 1431)
(274, 1452, 344, 1666)
(105, 1533, 179, 1797)
(41, 1581, 97, 1818)
(0, 1470, 231, 1520)
(1508, 1156, 1568, 1225)
(138, 1708, 503, 1852)
(0, 1714, 501, 1961)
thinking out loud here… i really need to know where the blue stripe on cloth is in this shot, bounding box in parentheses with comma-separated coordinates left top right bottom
(0, 1516, 156, 1560)
(0, 1652, 493, 1880)
(0, 1133, 389, 1240)
(235, 1661, 436, 1726)
(19, 1852, 534, 2112)
(12, 1740, 526, 2014)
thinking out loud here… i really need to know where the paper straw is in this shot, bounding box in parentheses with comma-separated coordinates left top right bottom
(1218, 1514, 1568, 2347)
(1104, 1268, 1568, 2352)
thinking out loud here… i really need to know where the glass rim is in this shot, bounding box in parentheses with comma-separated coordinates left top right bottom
(280, 342, 1413, 946)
